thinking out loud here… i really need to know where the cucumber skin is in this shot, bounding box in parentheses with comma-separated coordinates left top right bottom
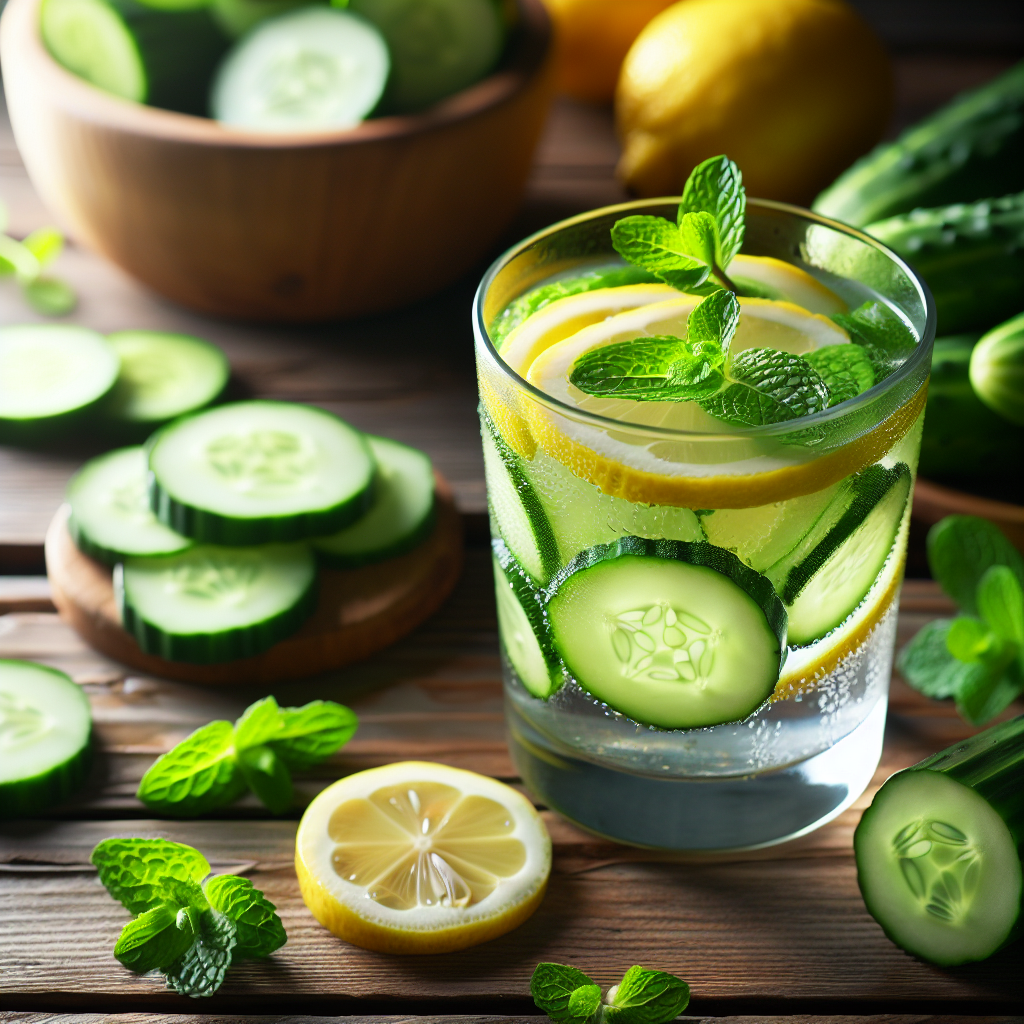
(814, 61, 1024, 227)
(314, 503, 436, 570)
(855, 715, 1024, 959)
(0, 743, 92, 818)
(68, 512, 192, 566)
(117, 565, 318, 664)
(865, 191, 1024, 334)
(549, 535, 788, 678)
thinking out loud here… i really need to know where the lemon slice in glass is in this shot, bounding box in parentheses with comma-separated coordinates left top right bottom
(295, 761, 551, 954)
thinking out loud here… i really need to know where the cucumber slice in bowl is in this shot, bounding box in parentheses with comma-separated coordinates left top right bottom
(103, 331, 229, 431)
(0, 660, 92, 818)
(148, 400, 375, 545)
(68, 447, 193, 564)
(211, 7, 390, 131)
(855, 716, 1023, 966)
(547, 537, 787, 730)
(493, 540, 562, 700)
(0, 325, 119, 440)
(313, 436, 435, 569)
(116, 543, 317, 663)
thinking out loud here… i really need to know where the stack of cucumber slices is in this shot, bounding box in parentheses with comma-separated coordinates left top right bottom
(65, 400, 436, 665)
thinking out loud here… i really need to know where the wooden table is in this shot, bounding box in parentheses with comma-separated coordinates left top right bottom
(1, 18, 1022, 1022)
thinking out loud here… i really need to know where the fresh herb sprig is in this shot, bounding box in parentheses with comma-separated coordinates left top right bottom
(92, 837, 285, 997)
(531, 963, 690, 1024)
(137, 696, 358, 816)
(0, 202, 77, 316)
(898, 515, 1024, 724)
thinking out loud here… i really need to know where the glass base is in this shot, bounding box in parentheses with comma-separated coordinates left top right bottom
(509, 694, 887, 852)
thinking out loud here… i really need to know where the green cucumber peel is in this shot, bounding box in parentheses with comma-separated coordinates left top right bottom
(531, 962, 690, 1024)
(136, 696, 357, 815)
(898, 516, 1024, 724)
(92, 837, 286, 997)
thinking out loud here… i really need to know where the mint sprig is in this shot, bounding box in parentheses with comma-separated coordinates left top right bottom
(898, 516, 1024, 724)
(804, 344, 875, 406)
(0, 202, 77, 316)
(92, 837, 286, 998)
(136, 696, 357, 816)
(830, 301, 915, 383)
(531, 963, 690, 1024)
(611, 154, 744, 294)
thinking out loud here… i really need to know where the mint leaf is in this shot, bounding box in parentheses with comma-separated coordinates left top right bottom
(568, 984, 602, 1021)
(830, 302, 915, 382)
(237, 745, 293, 814)
(136, 720, 246, 817)
(678, 211, 717, 268)
(680, 154, 745, 267)
(22, 226, 63, 267)
(269, 700, 359, 770)
(604, 965, 690, 1024)
(531, 963, 599, 1022)
(686, 287, 739, 360)
(233, 695, 282, 750)
(570, 336, 687, 398)
(23, 276, 76, 316)
(956, 662, 1024, 726)
(162, 907, 237, 998)
(91, 838, 210, 916)
(0, 234, 39, 282)
(204, 875, 287, 959)
(114, 904, 195, 975)
(927, 516, 1024, 616)
(804, 343, 874, 406)
(976, 565, 1024, 646)
(610, 216, 711, 292)
(699, 348, 829, 427)
(897, 620, 981, 698)
(946, 616, 1000, 663)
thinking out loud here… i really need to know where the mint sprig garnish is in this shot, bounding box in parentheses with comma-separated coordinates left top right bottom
(898, 515, 1024, 724)
(804, 344, 875, 406)
(92, 837, 286, 998)
(0, 202, 77, 316)
(611, 154, 744, 294)
(531, 963, 690, 1024)
(830, 301, 915, 383)
(136, 696, 357, 816)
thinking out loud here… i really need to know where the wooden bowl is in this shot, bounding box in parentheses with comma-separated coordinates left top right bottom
(0, 0, 554, 322)
(914, 477, 1024, 553)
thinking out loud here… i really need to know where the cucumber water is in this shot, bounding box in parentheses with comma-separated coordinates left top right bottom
(855, 715, 1023, 965)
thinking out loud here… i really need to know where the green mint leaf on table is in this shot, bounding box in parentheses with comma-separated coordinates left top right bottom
(604, 965, 691, 1024)
(237, 745, 294, 814)
(233, 694, 283, 749)
(162, 906, 238, 998)
(945, 616, 1003, 664)
(23, 276, 76, 316)
(611, 215, 711, 293)
(568, 984, 603, 1021)
(956, 662, 1023, 726)
(204, 874, 287, 959)
(113, 904, 196, 975)
(531, 963, 600, 1022)
(897, 620, 987, 699)
(803, 343, 875, 406)
(680, 154, 745, 270)
(91, 838, 210, 915)
(22, 226, 64, 267)
(830, 301, 915, 382)
(976, 565, 1024, 647)
(0, 233, 40, 282)
(269, 699, 359, 770)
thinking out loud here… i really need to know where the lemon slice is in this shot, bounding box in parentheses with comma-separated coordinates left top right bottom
(295, 761, 551, 954)
(728, 255, 847, 316)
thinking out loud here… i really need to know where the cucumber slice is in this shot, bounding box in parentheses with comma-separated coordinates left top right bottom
(769, 463, 912, 647)
(0, 660, 92, 818)
(67, 447, 194, 564)
(41, 0, 230, 114)
(547, 537, 787, 730)
(312, 435, 435, 568)
(148, 401, 375, 545)
(104, 331, 229, 428)
(492, 541, 562, 699)
(0, 325, 119, 439)
(855, 716, 1023, 966)
(349, 0, 503, 113)
(210, 7, 390, 131)
(117, 543, 317, 663)
(481, 415, 559, 585)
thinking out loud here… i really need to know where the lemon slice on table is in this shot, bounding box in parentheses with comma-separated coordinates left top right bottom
(295, 762, 551, 954)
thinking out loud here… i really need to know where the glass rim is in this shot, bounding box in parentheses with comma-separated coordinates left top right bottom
(473, 196, 937, 442)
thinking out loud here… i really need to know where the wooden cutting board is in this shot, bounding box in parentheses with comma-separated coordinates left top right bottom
(44, 473, 463, 684)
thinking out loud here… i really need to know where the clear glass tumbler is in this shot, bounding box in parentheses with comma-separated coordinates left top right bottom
(474, 199, 935, 851)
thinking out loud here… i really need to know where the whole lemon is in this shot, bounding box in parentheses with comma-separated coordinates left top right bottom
(616, 0, 893, 204)
(541, 0, 678, 103)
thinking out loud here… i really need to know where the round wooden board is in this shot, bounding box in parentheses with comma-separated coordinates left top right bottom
(45, 474, 463, 684)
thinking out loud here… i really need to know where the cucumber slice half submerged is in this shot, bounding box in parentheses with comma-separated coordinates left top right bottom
(68, 447, 193, 564)
(149, 400, 375, 545)
(0, 660, 92, 818)
(547, 537, 787, 730)
(117, 542, 317, 663)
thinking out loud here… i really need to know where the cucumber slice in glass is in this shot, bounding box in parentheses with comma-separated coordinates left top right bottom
(117, 543, 317, 663)
(770, 463, 911, 647)
(148, 400, 375, 544)
(104, 331, 229, 427)
(0, 324, 119, 439)
(0, 660, 92, 818)
(67, 447, 194, 564)
(211, 7, 390, 131)
(312, 435, 435, 568)
(493, 541, 562, 699)
(349, 0, 504, 113)
(547, 537, 787, 730)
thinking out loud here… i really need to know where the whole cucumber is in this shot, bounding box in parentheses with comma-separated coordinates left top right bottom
(971, 311, 1024, 427)
(814, 61, 1024, 227)
(866, 191, 1024, 334)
